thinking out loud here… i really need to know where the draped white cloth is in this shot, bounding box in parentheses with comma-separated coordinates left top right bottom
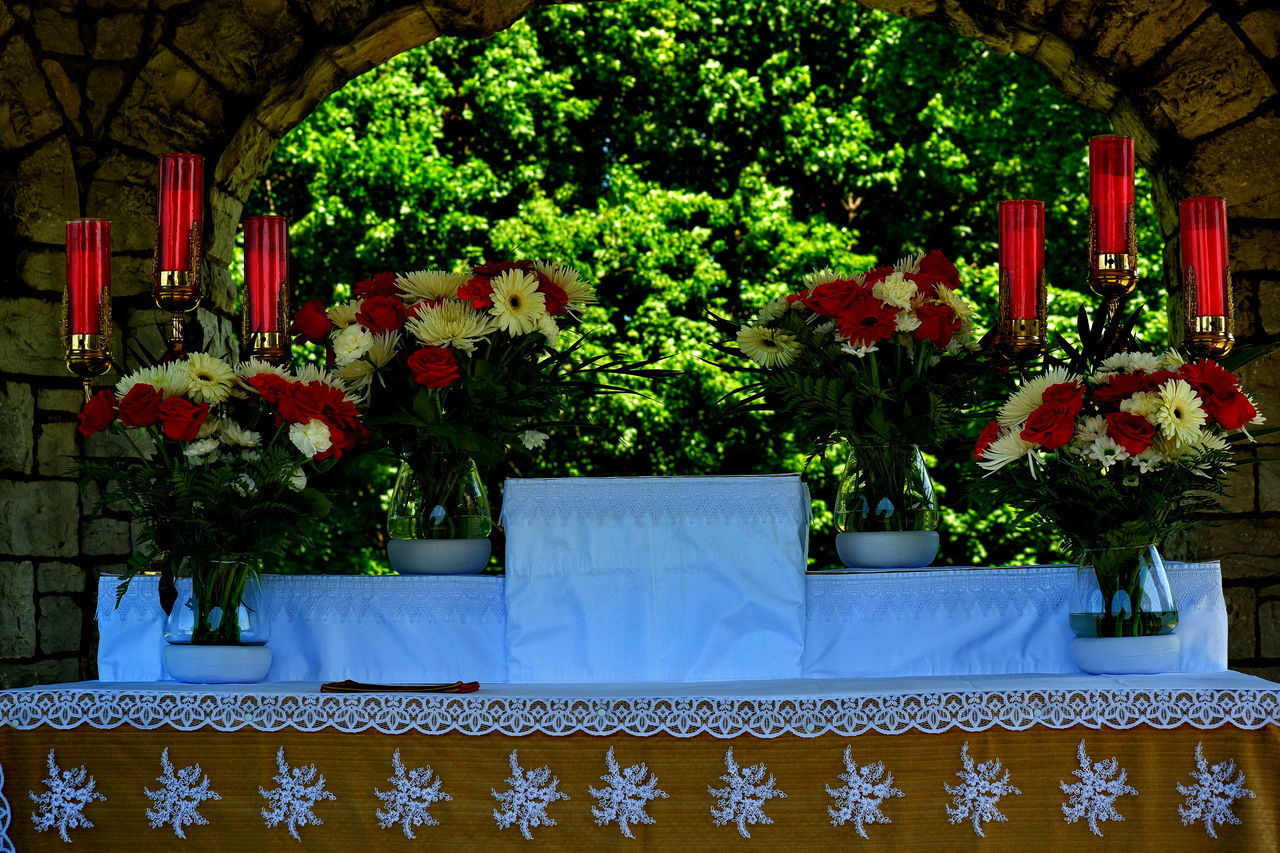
(97, 562, 1227, 683)
(500, 475, 812, 683)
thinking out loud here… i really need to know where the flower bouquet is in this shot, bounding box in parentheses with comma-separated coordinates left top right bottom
(77, 354, 367, 681)
(973, 344, 1265, 671)
(292, 260, 665, 573)
(712, 250, 984, 567)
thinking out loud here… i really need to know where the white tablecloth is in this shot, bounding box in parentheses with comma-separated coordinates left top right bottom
(97, 562, 1227, 682)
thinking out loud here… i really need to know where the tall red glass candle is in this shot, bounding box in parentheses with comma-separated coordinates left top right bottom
(65, 219, 111, 335)
(1180, 197, 1229, 317)
(998, 200, 1045, 321)
(244, 215, 289, 333)
(157, 153, 204, 271)
(1088, 135, 1134, 257)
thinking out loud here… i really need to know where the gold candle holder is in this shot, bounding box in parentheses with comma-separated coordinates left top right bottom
(996, 268, 1047, 361)
(62, 291, 112, 401)
(153, 220, 202, 360)
(1183, 267, 1234, 359)
(1088, 203, 1138, 358)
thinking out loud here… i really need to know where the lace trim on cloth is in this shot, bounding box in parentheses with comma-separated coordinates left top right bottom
(2, 688, 1276, 738)
(97, 576, 507, 625)
(500, 476, 811, 522)
(805, 562, 1224, 622)
(0, 760, 13, 853)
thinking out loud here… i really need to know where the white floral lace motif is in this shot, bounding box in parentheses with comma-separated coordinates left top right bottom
(708, 748, 787, 838)
(944, 742, 1020, 837)
(826, 745, 903, 837)
(0, 761, 12, 853)
(145, 748, 221, 838)
(375, 750, 451, 838)
(491, 750, 570, 840)
(1059, 739, 1137, 836)
(28, 749, 106, 843)
(259, 747, 335, 841)
(1176, 742, 1255, 838)
(589, 746, 668, 838)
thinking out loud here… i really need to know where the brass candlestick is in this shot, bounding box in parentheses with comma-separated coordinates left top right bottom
(62, 287, 113, 401)
(1183, 266, 1234, 359)
(244, 277, 292, 365)
(153, 220, 202, 360)
(1088, 203, 1138, 359)
(996, 267, 1047, 361)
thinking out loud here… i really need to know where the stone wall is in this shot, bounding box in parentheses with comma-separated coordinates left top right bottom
(1, 0, 1277, 686)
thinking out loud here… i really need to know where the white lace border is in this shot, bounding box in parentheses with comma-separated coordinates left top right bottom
(2, 688, 1277, 738)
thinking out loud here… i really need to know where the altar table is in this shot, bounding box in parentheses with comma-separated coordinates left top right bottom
(1, 673, 1278, 849)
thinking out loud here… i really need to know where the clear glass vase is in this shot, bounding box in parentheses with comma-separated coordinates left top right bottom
(387, 450, 493, 540)
(164, 557, 269, 646)
(1070, 544, 1178, 638)
(835, 444, 940, 532)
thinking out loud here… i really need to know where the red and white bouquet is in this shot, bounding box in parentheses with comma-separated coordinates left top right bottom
(973, 349, 1264, 549)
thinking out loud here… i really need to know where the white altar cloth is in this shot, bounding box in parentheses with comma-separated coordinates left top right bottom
(96, 562, 1227, 683)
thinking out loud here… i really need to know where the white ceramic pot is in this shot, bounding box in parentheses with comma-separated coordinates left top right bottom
(163, 643, 272, 683)
(836, 530, 939, 569)
(1070, 634, 1179, 675)
(388, 538, 492, 575)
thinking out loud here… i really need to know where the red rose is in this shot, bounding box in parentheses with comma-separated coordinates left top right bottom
(836, 293, 899, 346)
(536, 272, 569, 316)
(973, 420, 1001, 461)
(291, 300, 333, 345)
(117, 384, 163, 428)
(805, 278, 870, 319)
(1179, 358, 1239, 398)
(916, 250, 960, 290)
(1041, 381, 1086, 418)
(1105, 411, 1156, 456)
(276, 381, 326, 424)
(354, 271, 398, 299)
(1091, 369, 1179, 409)
(157, 397, 209, 442)
(246, 373, 293, 405)
(471, 260, 535, 277)
(457, 277, 495, 309)
(77, 390, 117, 436)
(785, 290, 808, 304)
(913, 302, 961, 349)
(1020, 403, 1077, 449)
(407, 346, 460, 389)
(355, 294, 407, 334)
(860, 265, 895, 288)
(1205, 390, 1257, 430)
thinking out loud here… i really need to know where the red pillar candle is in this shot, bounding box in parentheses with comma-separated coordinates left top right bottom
(1088, 135, 1135, 258)
(998, 200, 1045, 320)
(66, 219, 111, 335)
(157, 153, 204, 271)
(1180, 197, 1229, 317)
(244, 215, 289, 333)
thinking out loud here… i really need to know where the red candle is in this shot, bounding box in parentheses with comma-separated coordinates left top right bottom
(998, 200, 1044, 321)
(157, 153, 204, 272)
(244, 215, 289, 333)
(1088, 136, 1134, 257)
(1180, 197, 1229, 317)
(66, 219, 111, 335)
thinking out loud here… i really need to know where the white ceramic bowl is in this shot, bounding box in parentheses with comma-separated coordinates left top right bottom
(1070, 634, 1180, 674)
(388, 538, 492, 575)
(836, 530, 939, 569)
(163, 643, 272, 683)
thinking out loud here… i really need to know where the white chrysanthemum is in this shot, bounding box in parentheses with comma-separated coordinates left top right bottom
(182, 438, 220, 464)
(115, 365, 166, 399)
(288, 468, 307, 492)
(737, 326, 801, 367)
(519, 430, 549, 450)
(1157, 349, 1186, 370)
(289, 419, 332, 458)
(489, 270, 547, 336)
(977, 430, 1040, 473)
(895, 252, 923, 274)
(220, 421, 261, 448)
(407, 300, 494, 352)
(183, 353, 236, 404)
(1153, 379, 1207, 444)
(1086, 435, 1130, 470)
(803, 268, 846, 290)
(534, 262, 596, 308)
(538, 316, 560, 346)
(754, 298, 790, 324)
(1074, 415, 1108, 447)
(1101, 352, 1161, 374)
(151, 363, 193, 398)
(934, 282, 975, 320)
(840, 342, 878, 358)
(894, 309, 922, 333)
(1194, 430, 1230, 453)
(294, 363, 345, 389)
(236, 358, 288, 382)
(332, 324, 374, 367)
(197, 417, 220, 440)
(871, 271, 917, 308)
(327, 300, 360, 328)
(335, 360, 373, 393)
(1247, 395, 1265, 426)
(336, 331, 398, 390)
(1119, 391, 1161, 420)
(397, 270, 468, 302)
(997, 366, 1074, 426)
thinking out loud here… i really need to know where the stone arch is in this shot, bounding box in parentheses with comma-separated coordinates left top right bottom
(0, 0, 1276, 683)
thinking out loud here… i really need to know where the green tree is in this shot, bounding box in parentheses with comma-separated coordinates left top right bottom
(250, 0, 1165, 572)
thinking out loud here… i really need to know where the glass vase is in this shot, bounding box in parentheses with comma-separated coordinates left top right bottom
(164, 557, 269, 646)
(835, 444, 940, 533)
(1070, 544, 1178, 638)
(387, 450, 493, 541)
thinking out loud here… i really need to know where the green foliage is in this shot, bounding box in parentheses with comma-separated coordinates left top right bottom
(252, 0, 1166, 571)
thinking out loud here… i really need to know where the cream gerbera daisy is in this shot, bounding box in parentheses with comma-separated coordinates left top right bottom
(1119, 391, 1161, 420)
(802, 268, 845, 290)
(236, 358, 288, 382)
(753, 298, 790, 324)
(489, 269, 547, 336)
(115, 365, 166, 399)
(407, 300, 494, 352)
(534, 262, 596, 309)
(737, 326, 801, 367)
(327, 300, 360, 329)
(977, 430, 1040, 473)
(183, 353, 236, 404)
(1153, 378, 1207, 444)
(151, 362, 193, 398)
(397, 270, 468, 302)
(871, 271, 916, 308)
(997, 366, 1074, 427)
